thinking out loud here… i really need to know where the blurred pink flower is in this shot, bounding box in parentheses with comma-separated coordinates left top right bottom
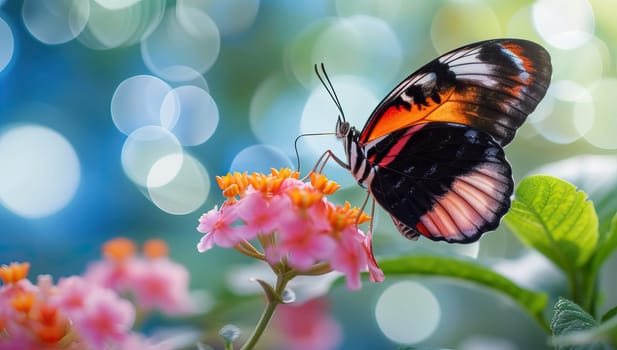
(47, 275, 136, 349)
(273, 298, 342, 350)
(0, 326, 42, 350)
(83, 238, 138, 292)
(84, 238, 195, 317)
(0, 265, 138, 350)
(84, 258, 135, 292)
(1, 236, 195, 349)
(70, 288, 135, 349)
(0, 268, 71, 349)
(129, 258, 192, 315)
(52, 276, 91, 312)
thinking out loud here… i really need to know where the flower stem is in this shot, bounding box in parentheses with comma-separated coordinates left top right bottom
(235, 241, 265, 260)
(240, 272, 290, 350)
(298, 261, 331, 276)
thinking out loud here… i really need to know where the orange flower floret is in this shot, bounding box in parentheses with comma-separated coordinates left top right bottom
(248, 172, 280, 195)
(11, 291, 35, 313)
(32, 303, 69, 344)
(36, 303, 59, 326)
(216, 172, 249, 199)
(327, 201, 371, 232)
(248, 168, 299, 195)
(270, 168, 300, 180)
(310, 173, 340, 195)
(102, 237, 136, 261)
(143, 239, 169, 259)
(286, 187, 324, 209)
(0, 262, 30, 284)
(34, 321, 69, 344)
(350, 204, 371, 224)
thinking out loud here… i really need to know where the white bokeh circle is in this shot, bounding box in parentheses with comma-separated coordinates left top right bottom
(111, 75, 172, 136)
(141, 5, 220, 80)
(0, 125, 80, 218)
(147, 153, 210, 215)
(22, 0, 90, 45)
(121, 126, 183, 187)
(375, 281, 441, 344)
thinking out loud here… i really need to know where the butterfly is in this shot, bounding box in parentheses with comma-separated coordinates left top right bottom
(317, 38, 552, 243)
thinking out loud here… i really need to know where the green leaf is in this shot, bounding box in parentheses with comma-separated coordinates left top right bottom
(377, 255, 548, 330)
(552, 298, 598, 336)
(504, 175, 599, 272)
(601, 304, 617, 323)
(254, 278, 279, 303)
(530, 155, 617, 235)
(551, 298, 617, 349)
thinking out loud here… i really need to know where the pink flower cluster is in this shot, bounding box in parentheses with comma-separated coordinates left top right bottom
(84, 238, 193, 316)
(197, 168, 384, 290)
(0, 263, 157, 350)
(0, 238, 194, 350)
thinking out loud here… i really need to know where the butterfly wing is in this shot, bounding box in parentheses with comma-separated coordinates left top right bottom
(367, 123, 512, 243)
(358, 39, 552, 147)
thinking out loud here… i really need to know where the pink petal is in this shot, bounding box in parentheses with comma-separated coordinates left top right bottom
(52, 276, 92, 313)
(306, 201, 333, 233)
(287, 250, 317, 271)
(212, 226, 245, 248)
(235, 191, 290, 239)
(74, 288, 135, 349)
(197, 204, 245, 250)
(279, 177, 305, 192)
(197, 233, 215, 253)
(196, 207, 220, 234)
(285, 234, 336, 271)
(83, 260, 134, 291)
(128, 259, 192, 315)
(344, 272, 362, 290)
(305, 234, 336, 261)
(235, 191, 267, 221)
(330, 231, 367, 290)
(363, 230, 384, 283)
(264, 244, 284, 266)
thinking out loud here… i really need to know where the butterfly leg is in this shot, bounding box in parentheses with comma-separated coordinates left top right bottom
(368, 196, 376, 234)
(355, 190, 373, 228)
(309, 150, 375, 233)
(302, 150, 350, 181)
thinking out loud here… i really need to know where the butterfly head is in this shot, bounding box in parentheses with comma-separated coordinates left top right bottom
(335, 116, 351, 139)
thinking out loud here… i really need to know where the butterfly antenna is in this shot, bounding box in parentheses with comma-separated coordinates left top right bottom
(314, 63, 346, 123)
(294, 131, 336, 172)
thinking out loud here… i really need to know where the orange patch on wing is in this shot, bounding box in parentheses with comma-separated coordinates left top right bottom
(500, 42, 535, 99)
(501, 42, 535, 73)
(360, 88, 473, 143)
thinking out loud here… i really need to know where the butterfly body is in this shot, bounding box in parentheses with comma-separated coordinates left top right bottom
(334, 38, 552, 243)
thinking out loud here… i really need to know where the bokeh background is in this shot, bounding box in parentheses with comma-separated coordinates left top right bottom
(1, 0, 616, 349)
